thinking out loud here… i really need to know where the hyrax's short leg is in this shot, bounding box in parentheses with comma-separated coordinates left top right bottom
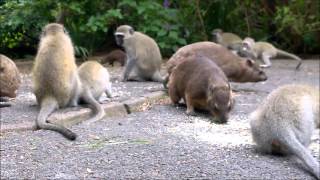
(260, 52, 272, 68)
(168, 83, 181, 105)
(185, 93, 196, 116)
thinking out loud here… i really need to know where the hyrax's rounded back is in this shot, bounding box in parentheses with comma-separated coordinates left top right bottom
(169, 55, 232, 123)
(33, 23, 78, 107)
(78, 61, 111, 99)
(167, 41, 267, 82)
(0, 54, 21, 98)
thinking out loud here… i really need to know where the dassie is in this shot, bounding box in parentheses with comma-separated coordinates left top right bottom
(165, 41, 267, 86)
(0, 54, 21, 98)
(168, 55, 233, 123)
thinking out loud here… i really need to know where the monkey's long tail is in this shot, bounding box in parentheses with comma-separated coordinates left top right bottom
(277, 49, 302, 70)
(280, 130, 320, 179)
(36, 97, 77, 140)
(82, 88, 105, 124)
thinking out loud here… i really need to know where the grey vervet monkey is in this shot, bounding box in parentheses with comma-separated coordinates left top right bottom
(239, 37, 302, 69)
(33, 23, 104, 140)
(250, 84, 319, 179)
(78, 61, 112, 100)
(0, 54, 21, 107)
(114, 25, 164, 82)
(211, 28, 242, 53)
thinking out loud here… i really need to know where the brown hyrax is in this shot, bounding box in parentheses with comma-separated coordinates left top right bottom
(0, 54, 21, 98)
(168, 55, 233, 123)
(100, 49, 126, 66)
(165, 41, 267, 87)
(78, 61, 112, 100)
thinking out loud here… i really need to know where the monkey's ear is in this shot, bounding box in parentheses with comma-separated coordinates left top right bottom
(246, 59, 254, 67)
(63, 27, 69, 34)
(129, 27, 134, 35)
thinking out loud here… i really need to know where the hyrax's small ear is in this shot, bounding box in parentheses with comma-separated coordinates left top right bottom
(246, 59, 254, 67)
(129, 27, 134, 35)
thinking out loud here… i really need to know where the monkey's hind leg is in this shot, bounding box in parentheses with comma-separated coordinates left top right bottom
(151, 71, 164, 83)
(280, 130, 320, 179)
(82, 88, 105, 124)
(105, 84, 113, 98)
(36, 97, 77, 140)
(260, 53, 272, 68)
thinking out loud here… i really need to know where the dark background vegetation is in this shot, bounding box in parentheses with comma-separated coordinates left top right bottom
(0, 0, 319, 59)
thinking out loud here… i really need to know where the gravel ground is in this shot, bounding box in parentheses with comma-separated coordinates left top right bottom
(0, 59, 319, 179)
(0, 65, 164, 125)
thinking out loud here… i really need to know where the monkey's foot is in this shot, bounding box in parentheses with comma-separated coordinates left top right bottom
(260, 64, 271, 68)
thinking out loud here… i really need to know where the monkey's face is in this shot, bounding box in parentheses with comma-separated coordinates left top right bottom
(207, 86, 233, 124)
(114, 25, 135, 47)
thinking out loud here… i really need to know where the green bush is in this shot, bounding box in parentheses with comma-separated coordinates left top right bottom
(0, 0, 319, 58)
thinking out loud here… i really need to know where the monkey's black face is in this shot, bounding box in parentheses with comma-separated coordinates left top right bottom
(115, 34, 124, 46)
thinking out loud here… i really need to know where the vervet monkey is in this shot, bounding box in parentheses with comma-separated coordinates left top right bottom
(0, 54, 21, 107)
(211, 29, 242, 52)
(33, 23, 105, 140)
(78, 61, 112, 100)
(114, 25, 164, 82)
(239, 37, 302, 69)
(100, 49, 126, 66)
(169, 55, 233, 123)
(250, 84, 319, 179)
(164, 41, 267, 88)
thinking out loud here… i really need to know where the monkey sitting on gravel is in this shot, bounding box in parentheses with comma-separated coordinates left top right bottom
(0, 54, 21, 108)
(168, 55, 233, 123)
(78, 61, 113, 101)
(33, 23, 105, 140)
(100, 49, 126, 67)
(114, 25, 164, 82)
(250, 84, 319, 179)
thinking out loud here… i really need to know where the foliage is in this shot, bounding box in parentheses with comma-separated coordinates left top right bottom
(0, 0, 319, 58)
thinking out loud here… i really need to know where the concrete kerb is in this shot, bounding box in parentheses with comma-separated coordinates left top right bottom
(0, 91, 167, 134)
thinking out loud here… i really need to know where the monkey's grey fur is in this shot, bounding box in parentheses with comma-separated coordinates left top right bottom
(250, 84, 319, 179)
(33, 23, 105, 140)
(114, 25, 163, 82)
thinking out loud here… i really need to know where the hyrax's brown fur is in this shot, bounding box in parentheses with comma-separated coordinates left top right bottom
(166, 41, 267, 84)
(168, 55, 233, 123)
(100, 49, 126, 66)
(0, 54, 21, 98)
